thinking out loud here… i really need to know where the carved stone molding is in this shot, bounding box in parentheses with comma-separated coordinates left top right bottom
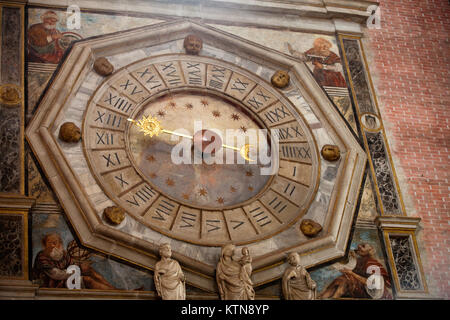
(376, 216, 431, 299)
(27, 0, 377, 34)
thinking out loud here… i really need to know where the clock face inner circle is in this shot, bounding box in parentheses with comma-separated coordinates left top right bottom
(127, 90, 273, 209)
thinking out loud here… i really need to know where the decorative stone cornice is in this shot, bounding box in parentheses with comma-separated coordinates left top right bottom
(376, 216, 421, 231)
(0, 195, 35, 210)
(27, 0, 379, 34)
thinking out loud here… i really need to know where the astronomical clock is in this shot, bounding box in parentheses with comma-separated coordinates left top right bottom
(27, 20, 366, 292)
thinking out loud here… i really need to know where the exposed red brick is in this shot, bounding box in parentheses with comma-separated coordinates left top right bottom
(366, 0, 449, 299)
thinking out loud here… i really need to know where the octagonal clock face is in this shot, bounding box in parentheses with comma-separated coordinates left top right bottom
(83, 55, 319, 246)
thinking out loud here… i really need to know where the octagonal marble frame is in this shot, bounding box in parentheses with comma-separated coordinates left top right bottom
(26, 20, 366, 292)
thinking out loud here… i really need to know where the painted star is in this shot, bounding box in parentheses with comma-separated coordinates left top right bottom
(168, 101, 176, 108)
(212, 110, 221, 118)
(200, 99, 209, 107)
(216, 197, 225, 204)
(182, 193, 190, 200)
(246, 170, 254, 177)
(198, 188, 208, 196)
(146, 155, 156, 162)
(240, 126, 248, 133)
(166, 178, 175, 186)
(156, 110, 166, 117)
(185, 103, 194, 110)
(231, 113, 240, 121)
(248, 185, 254, 192)
(230, 186, 237, 193)
(149, 172, 157, 179)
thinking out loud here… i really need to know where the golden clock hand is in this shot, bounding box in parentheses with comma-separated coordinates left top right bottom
(128, 116, 254, 161)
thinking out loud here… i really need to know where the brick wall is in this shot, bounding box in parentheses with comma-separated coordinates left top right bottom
(365, 0, 449, 298)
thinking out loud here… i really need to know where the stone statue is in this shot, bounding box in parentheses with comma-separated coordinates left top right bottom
(154, 243, 186, 300)
(282, 252, 317, 300)
(216, 244, 255, 300)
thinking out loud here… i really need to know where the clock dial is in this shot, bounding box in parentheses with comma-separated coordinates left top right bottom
(83, 55, 319, 246)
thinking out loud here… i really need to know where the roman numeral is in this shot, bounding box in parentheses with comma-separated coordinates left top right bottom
(160, 62, 182, 86)
(206, 219, 221, 232)
(102, 152, 120, 167)
(136, 68, 151, 78)
(264, 105, 290, 124)
(247, 96, 263, 110)
(119, 79, 132, 91)
(277, 127, 293, 140)
(180, 211, 197, 228)
(231, 78, 249, 93)
(96, 132, 114, 145)
(256, 89, 271, 102)
(94, 110, 123, 128)
(209, 66, 227, 89)
(136, 68, 163, 90)
(126, 185, 156, 207)
(114, 173, 128, 188)
(152, 199, 176, 221)
(230, 220, 244, 230)
(275, 126, 303, 140)
(283, 183, 296, 197)
(268, 196, 288, 214)
(95, 111, 105, 123)
(249, 206, 272, 227)
(186, 63, 202, 85)
(103, 93, 133, 113)
(281, 145, 311, 159)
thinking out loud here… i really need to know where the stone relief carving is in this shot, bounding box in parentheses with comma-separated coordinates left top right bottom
(183, 34, 203, 55)
(216, 244, 255, 300)
(282, 252, 316, 300)
(154, 243, 186, 300)
(93, 57, 114, 76)
(58, 122, 81, 143)
(271, 70, 290, 89)
(300, 219, 322, 237)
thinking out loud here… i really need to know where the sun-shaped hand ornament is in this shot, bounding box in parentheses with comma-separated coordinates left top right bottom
(128, 115, 162, 137)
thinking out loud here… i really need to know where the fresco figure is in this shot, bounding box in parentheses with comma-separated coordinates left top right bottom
(32, 232, 116, 290)
(28, 10, 65, 63)
(287, 38, 347, 88)
(319, 243, 392, 299)
(282, 252, 317, 300)
(154, 243, 186, 300)
(216, 244, 255, 300)
(28, 10, 81, 64)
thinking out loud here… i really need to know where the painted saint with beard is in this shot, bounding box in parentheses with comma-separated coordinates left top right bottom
(32, 233, 116, 290)
(27, 11, 65, 64)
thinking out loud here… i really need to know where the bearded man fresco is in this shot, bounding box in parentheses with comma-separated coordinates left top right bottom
(32, 232, 116, 290)
(27, 10, 65, 64)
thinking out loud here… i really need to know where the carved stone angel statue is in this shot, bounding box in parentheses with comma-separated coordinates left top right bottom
(282, 252, 317, 300)
(154, 243, 186, 300)
(216, 244, 255, 300)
